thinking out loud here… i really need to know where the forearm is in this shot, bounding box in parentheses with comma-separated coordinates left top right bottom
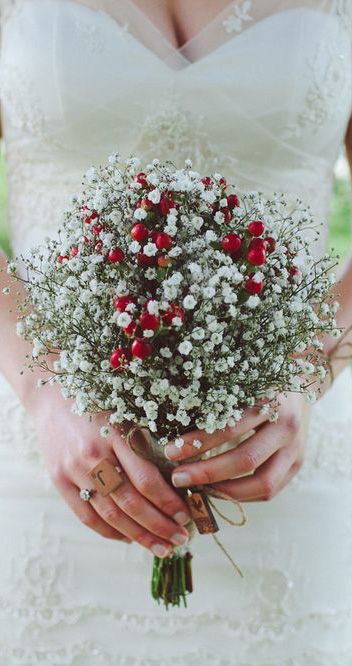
(0, 250, 56, 410)
(315, 251, 352, 394)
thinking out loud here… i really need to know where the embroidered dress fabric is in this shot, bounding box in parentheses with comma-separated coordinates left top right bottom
(0, 0, 352, 663)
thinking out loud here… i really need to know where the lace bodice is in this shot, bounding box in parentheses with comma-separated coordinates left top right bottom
(0, 0, 352, 259)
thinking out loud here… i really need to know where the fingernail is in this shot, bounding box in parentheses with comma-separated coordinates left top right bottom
(164, 444, 180, 460)
(172, 472, 191, 487)
(151, 543, 169, 558)
(171, 532, 189, 546)
(173, 511, 191, 526)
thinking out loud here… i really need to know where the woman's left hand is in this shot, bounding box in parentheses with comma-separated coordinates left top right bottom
(164, 393, 311, 502)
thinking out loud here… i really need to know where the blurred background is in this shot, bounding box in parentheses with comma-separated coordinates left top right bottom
(0, 140, 351, 261)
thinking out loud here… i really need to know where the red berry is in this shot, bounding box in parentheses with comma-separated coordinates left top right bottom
(136, 198, 153, 211)
(137, 252, 156, 267)
(139, 312, 160, 330)
(114, 295, 135, 312)
(94, 241, 103, 254)
(57, 255, 69, 263)
(245, 277, 265, 294)
(82, 235, 89, 245)
(220, 207, 233, 223)
(227, 194, 240, 209)
(263, 237, 276, 254)
(131, 338, 153, 360)
(247, 247, 266, 266)
(84, 210, 99, 224)
(201, 176, 212, 188)
(123, 321, 137, 336)
(92, 224, 103, 235)
(289, 266, 301, 281)
(70, 246, 78, 257)
(131, 223, 149, 242)
(135, 172, 149, 188)
(248, 220, 265, 236)
(218, 177, 227, 188)
(157, 255, 172, 268)
(248, 238, 266, 250)
(108, 247, 125, 263)
(159, 197, 174, 216)
(155, 232, 173, 251)
(162, 304, 185, 326)
(221, 233, 242, 253)
(110, 347, 131, 370)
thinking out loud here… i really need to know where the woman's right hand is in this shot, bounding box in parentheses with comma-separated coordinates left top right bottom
(27, 384, 191, 558)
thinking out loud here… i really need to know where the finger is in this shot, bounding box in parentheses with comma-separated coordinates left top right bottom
(208, 446, 296, 502)
(89, 492, 174, 558)
(105, 476, 190, 547)
(164, 407, 269, 461)
(113, 437, 191, 527)
(170, 420, 287, 487)
(55, 476, 132, 542)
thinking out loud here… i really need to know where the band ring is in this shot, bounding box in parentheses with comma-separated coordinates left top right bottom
(88, 457, 125, 497)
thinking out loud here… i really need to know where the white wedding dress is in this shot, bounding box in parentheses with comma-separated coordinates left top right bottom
(1, 0, 352, 663)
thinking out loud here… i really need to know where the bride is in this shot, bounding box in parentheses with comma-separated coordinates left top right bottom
(0, 0, 352, 663)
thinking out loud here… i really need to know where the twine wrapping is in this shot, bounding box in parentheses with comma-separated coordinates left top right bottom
(124, 425, 247, 579)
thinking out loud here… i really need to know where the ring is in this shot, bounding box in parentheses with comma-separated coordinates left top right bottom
(79, 488, 96, 502)
(88, 457, 125, 497)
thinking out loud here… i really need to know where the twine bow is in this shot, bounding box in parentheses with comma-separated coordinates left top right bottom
(124, 425, 247, 579)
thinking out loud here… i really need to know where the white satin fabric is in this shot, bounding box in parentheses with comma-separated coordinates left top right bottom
(0, 1, 352, 663)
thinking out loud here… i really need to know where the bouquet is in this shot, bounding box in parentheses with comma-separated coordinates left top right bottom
(8, 154, 339, 609)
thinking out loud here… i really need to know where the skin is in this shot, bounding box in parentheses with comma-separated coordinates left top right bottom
(1, 2, 352, 556)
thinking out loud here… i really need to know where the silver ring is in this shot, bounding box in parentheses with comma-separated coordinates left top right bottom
(79, 488, 96, 502)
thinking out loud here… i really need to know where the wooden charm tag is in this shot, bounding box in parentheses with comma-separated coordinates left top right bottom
(88, 458, 124, 497)
(186, 489, 219, 534)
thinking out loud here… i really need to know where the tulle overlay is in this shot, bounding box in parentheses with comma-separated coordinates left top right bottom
(0, 0, 352, 663)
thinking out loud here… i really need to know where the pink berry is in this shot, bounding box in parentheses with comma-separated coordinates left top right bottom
(221, 233, 242, 253)
(248, 220, 265, 236)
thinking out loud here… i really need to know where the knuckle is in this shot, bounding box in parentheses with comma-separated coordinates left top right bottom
(260, 476, 276, 501)
(77, 508, 94, 526)
(80, 440, 102, 461)
(291, 457, 304, 474)
(281, 412, 300, 435)
(240, 450, 258, 473)
(135, 470, 159, 494)
(134, 531, 150, 548)
(159, 497, 180, 516)
(49, 466, 66, 485)
(101, 506, 119, 525)
(118, 490, 140, 515)
(195, 466, 213, 485)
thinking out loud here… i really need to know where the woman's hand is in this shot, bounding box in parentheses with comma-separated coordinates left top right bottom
(164, 393, 311, 502)
(28, 385, 191, 557)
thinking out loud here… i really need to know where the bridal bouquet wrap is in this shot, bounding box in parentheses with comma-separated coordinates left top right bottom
(9, 154, 339, 609)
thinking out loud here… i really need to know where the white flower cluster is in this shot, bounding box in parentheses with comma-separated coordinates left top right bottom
(14, 154, 338, 444)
